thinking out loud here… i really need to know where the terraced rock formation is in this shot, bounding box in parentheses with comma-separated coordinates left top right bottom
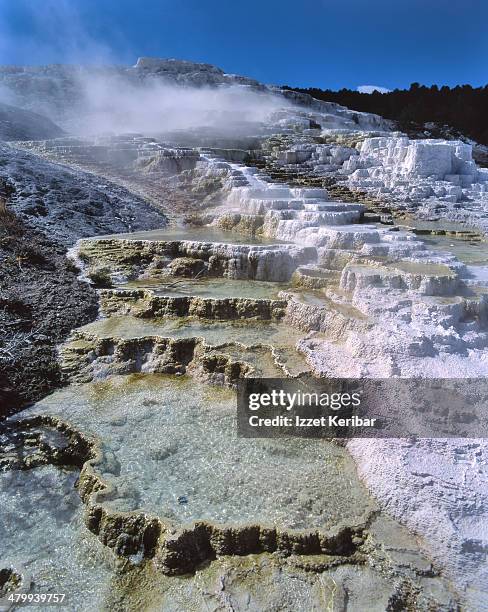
(2, 59, 488, 609)
(74, 236, 315, 283)
(1, 410, 459, 609)
(2, 215, 465, 609)
(255, 130, 488, 235)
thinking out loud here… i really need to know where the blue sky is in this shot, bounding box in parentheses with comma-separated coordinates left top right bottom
(0, 0, 486, 90)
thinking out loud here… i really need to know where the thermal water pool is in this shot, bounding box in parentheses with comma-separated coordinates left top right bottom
(102, 225, 287, 245)
(23, 374, 375, 530)
(124, 277, 290, 300)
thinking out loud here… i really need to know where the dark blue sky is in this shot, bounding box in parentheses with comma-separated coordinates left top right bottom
(0, 0, 486, 90)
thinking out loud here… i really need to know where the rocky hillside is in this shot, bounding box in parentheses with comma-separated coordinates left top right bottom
(0, 144, 166, 245)
(0, 197, 98, 412)
(0, 58, 390, 133)
(0, 102, 64, 141)
(0, 145, 167, 413)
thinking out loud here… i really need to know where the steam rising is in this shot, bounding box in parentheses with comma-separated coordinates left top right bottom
(69, 74, 288, 136)
(0, 1, 291, 138)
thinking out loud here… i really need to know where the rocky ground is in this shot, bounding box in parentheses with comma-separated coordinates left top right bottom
(0, 201, 98, 412)
(0, 145, 167, 414)
(0, 144, 167, 246)
(0, 101, 64, 142)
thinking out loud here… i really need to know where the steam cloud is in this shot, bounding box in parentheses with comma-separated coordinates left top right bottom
(0, 0, 290, 137)
(69, 74, 287, 136)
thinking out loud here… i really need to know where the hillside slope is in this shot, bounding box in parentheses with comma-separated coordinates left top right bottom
(0, 102, 64, 141)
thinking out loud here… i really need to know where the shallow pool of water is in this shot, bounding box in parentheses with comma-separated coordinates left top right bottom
(399, 219, 481, 234)
(26, 375, 375, 531)
(0, 465, 114, 610)
(75, 316, 311, 376)
(124, 277, 290, 299)
(79, 316, 305, 349)
(397, 219, 488, 266)
(420, 235, 488, 266)
(391, 260, 456, 275)
(101, 225, 287, 245)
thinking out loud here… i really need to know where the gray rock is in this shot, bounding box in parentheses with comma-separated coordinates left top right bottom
(0, 102, 64, 141)
(0, 144, 167, 246)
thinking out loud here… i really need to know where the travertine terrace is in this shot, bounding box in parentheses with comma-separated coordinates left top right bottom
(1, 57, 488, 610)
